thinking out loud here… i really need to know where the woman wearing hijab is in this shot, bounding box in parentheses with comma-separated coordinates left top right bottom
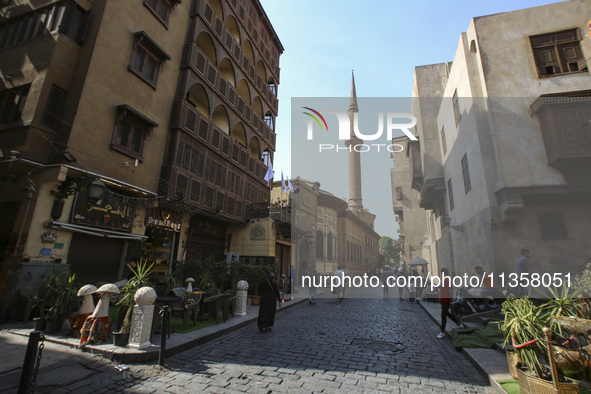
(258, 272, 281, 332)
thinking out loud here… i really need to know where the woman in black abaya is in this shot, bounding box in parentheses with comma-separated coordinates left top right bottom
(258, 272, 281, 332)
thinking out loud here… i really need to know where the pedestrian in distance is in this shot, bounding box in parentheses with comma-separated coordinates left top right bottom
(334, 266, 346, 303)
(257, 272, 281, 332)
(278, 274, 287, 301)
(308, 272, 318, 305)
(474, 265, 501, 308)
(437, 268, 461, 339)
(397, 263, 407, 300)
(516, 248, 533, 297)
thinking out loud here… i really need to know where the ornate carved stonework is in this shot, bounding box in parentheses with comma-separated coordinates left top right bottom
(250, 224, 265, 240)
(236, 280, 249, 291)
(128, 304, 154, 349)
(134, 286, 157, 306)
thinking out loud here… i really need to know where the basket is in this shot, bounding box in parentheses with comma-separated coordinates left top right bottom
(516, 327, 580, 394)
(516, 367, 579, 394)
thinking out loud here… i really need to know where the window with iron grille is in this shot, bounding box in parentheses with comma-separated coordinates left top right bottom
(461, 154, 471, 194)
(530, 29, 586, 77)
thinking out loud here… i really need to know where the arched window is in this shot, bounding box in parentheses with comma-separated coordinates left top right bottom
(327, 233, 333, 261)
(252, 97, 263, 119)
(248, 136, 260, 158)
(195, 32, 216, 65)
(212, 105, 229, 134)
(316, 231, 324, 259)
(225, 16, 240, 43)
(264, 111, 274, 130)
(219, 58, 235, 87)
(187, 84, 209, 116)
(268, 78, 276, 95)
(231, 123, 246, 147)
(237, 79, 250, 103)
(262, 149, 271, 167)
(242, 40, 254, 63)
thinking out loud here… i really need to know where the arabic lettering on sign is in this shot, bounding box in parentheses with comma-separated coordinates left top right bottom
(71, 192, 134, 232)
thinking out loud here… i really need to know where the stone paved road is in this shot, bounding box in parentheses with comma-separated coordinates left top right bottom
(89, 297, 493, 393)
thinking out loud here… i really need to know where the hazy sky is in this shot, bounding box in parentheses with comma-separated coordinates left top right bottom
(258, 0, 562, 238)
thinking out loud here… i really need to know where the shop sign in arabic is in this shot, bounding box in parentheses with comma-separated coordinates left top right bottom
(71, 192, 134, 232)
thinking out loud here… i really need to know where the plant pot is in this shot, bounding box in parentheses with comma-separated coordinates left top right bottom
(516, 367, 579, 394)
(33, 317, 46, 331)
(506, 351, 521, 380)
(45, 319, 63, 334)
(113, 331, 130, 347)
(251, 295, 261, 306)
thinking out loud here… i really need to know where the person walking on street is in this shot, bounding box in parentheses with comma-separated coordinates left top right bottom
(516, 249, 533, 297)
(397, 263, 407, 300)
(257, 272, 281, 332)
(278, 274, 287, 301)
(308, 272, 318, 305)
(334, 266, 346, 303)
(438, 268, 461, 339)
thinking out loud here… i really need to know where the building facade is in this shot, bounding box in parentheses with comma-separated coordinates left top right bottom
(291, 178, 381, 280)
(404, 1, 591, 279)
(0, 0, 282, 304)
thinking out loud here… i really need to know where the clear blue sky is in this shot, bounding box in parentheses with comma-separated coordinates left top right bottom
(259, 0, 562, 238)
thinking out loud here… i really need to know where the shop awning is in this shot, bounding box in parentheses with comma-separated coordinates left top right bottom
(48, 221, 148, 240)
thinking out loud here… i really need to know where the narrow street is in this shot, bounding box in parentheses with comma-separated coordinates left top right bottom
(4, 295, 494, 393)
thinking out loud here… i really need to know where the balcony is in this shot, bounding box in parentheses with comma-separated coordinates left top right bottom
(191, 0, 279, 111)
(529, 95, 591, 183)
(408, 140, 424, 193)
(418, 177, 446, 210)
(182, 43, 276, 149)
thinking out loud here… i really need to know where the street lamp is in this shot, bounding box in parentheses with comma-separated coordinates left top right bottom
(88, 179, 107, 202)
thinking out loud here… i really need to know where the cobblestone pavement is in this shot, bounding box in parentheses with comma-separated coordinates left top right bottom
(94, 297, 493, 393)
(10, 296, 494, 393)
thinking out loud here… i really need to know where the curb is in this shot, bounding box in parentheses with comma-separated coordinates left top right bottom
(417, 300, 508, 394)
(7, 298, 308, 364)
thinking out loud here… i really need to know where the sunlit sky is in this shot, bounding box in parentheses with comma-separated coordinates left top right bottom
(258, 0, 562, 238)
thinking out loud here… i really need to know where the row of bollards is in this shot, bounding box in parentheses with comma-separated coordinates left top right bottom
(18, 330, 43, 394)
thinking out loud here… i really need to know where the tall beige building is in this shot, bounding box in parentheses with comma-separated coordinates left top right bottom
(0, 0, 282, 313)
(404, 1, 591, 278)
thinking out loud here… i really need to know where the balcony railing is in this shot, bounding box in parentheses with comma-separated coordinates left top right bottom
(183, 43, 276, 149)
(418, 177, 446, 210)
(529, 96, 591, 181)
(170, 99, 269, 182)
(192, 0, 279, 112)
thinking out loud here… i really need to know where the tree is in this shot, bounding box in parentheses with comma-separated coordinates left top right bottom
(379, 236, 402, 266)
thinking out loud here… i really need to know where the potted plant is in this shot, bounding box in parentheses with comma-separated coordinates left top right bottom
(35, 268, 78, 334)
(501, 294, 583, 392)
(114, 259, 153, 346)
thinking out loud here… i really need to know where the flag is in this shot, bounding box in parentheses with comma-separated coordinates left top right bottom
(264, 161, 274, 185)
(287, 176, 293, 193)
(281, 172, 288, 193)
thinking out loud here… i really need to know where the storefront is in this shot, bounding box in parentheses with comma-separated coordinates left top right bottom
(60, 189, 145, 285)
(143, 207, 182, 283)
(185, 215, 226, 262)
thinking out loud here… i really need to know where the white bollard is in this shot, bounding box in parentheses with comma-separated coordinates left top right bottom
(128, 287, 157, 349)
(235, 280, 249, 316)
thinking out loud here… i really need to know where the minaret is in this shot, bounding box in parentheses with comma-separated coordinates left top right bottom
(345, 71, 363, 210)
